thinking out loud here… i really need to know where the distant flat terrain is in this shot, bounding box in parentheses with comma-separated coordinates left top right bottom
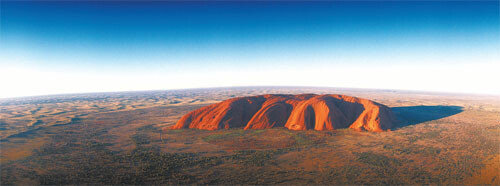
(1, 87, 499, 184)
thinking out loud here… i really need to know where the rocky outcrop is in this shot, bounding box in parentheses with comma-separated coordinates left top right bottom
(170, 94, 396, 132)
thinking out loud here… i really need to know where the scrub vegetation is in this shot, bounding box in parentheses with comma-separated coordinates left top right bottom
(1, 87, 499, 185)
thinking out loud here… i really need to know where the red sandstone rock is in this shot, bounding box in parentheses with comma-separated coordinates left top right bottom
(170, 94, 396, 132)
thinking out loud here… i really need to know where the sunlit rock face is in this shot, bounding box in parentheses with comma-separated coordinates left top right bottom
(170, 94, 396, 132)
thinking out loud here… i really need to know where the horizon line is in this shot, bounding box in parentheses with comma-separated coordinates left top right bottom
(1, 85, 498, 100)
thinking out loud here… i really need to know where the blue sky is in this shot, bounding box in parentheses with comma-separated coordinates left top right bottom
(1, 1, 499, 98)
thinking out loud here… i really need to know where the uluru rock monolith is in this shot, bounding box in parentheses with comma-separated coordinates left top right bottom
(169, 94, 396, 132)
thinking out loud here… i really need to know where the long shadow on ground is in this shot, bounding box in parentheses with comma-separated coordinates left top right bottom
(391, 105, 463, 129)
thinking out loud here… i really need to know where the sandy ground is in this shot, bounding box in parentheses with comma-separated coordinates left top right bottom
(1, 87, 499, 184)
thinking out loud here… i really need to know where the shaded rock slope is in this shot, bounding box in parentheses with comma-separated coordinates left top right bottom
(170, 94, 396, 132)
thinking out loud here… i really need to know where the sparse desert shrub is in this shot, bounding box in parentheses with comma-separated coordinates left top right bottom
(202, 129, 246, 142)
(131, 133, 151, 145)
(356, 152, 401, 167)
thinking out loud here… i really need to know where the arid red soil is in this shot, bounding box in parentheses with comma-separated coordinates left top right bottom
(2, 88, 499, 185)
(170, 94, 396, 132)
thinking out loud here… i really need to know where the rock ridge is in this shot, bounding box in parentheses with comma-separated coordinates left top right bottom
(170, 94, 396, 132)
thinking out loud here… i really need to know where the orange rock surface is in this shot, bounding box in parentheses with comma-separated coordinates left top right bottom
(170, 94, 396, 132)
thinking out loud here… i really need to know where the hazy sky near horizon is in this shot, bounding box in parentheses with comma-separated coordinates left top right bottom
(1, 1, 499, 98)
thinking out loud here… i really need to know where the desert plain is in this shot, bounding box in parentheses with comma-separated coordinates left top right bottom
(1, 86, 499, 185)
